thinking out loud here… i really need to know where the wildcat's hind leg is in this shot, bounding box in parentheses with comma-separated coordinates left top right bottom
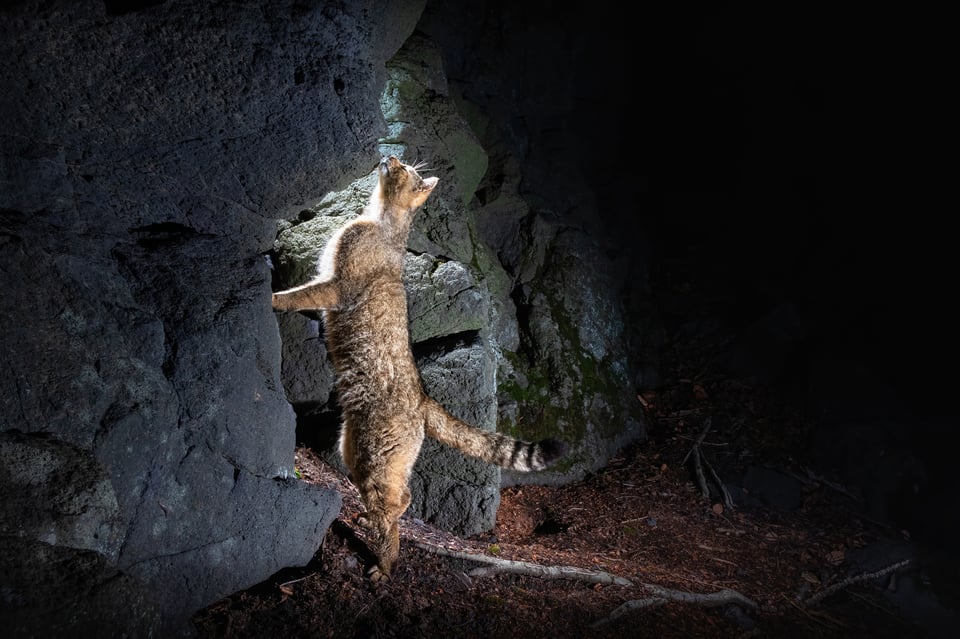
(355, 476, 412, 582)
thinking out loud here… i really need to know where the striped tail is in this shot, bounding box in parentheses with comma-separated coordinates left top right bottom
(423, 398, 566, 472)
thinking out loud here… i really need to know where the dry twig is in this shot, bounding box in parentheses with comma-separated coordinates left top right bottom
(796, 465, 864, 503)
(683, 417, 734, 509)
(692, 445, 710, 499)
(682, 417, 715, 465)
(703, 451, 735, 509)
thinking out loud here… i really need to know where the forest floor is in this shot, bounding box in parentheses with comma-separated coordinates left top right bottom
(191, 320, 936, 638)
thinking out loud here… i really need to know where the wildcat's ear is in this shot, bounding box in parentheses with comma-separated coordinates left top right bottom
(410, 176, 438, 208)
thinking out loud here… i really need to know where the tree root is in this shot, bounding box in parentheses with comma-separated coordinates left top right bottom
(414, 539, 758, 627)
(592, 585, 758, 627)
(803, 559, 910, 607)
(413, 541, 632, 586)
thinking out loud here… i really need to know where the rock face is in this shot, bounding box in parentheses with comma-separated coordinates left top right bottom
(0, 0, 426, 634)
(1, 0, 649, 633)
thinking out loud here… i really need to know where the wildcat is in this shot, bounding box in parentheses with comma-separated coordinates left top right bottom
(272, 156, 566, 581)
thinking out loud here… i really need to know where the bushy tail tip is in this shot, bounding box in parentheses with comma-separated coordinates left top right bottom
(537, 438, 567, 467)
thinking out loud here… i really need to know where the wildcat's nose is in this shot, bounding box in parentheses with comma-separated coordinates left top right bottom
(379, 156, 402, 175)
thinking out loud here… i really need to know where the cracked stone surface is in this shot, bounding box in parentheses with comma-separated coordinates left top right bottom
(1, 1, 425, 634)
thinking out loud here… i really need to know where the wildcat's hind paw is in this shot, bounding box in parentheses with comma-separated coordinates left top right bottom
(366, 564, 390, 583)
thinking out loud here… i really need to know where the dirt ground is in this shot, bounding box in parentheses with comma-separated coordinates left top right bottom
(191, 331, 933, 638)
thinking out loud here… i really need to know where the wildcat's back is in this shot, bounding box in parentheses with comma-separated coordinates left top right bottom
(273, 156, 565, 581)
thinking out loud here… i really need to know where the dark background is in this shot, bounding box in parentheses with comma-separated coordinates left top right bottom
(427, 1, 953, 417)
(421, 0, 956, 567)
(513, 4, 952, 417)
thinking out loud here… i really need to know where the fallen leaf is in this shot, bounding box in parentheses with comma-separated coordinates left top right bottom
(801, 571, 821, 585)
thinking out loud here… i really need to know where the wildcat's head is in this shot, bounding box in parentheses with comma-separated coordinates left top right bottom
(377, 155, 438, 211)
